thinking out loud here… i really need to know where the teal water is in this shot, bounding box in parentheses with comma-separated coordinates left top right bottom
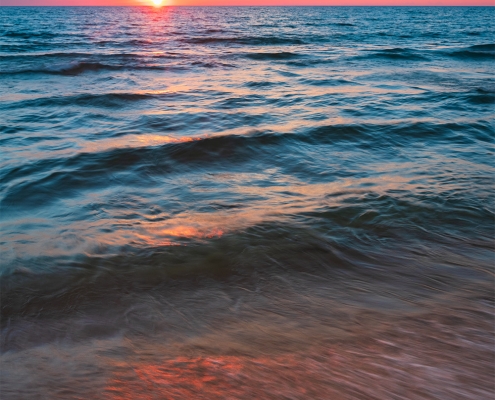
(1, 6, 494, 399)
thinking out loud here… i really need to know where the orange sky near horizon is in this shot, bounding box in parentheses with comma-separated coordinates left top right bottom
(2, 0, 494, 6)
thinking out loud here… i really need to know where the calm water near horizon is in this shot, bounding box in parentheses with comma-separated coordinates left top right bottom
(0, 6, 494, 399)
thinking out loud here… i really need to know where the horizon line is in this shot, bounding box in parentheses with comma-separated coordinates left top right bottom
(1, 4, 493, 6)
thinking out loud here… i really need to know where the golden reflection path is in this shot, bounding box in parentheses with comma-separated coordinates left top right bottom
(104, 354, 331, 399)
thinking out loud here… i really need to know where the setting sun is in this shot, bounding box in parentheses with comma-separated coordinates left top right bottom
(151, 0, 163, 5)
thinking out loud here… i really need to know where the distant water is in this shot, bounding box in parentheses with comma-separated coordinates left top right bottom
(1, 6, 494, 399)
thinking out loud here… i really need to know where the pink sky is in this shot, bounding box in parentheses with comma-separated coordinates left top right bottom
(2, 0, 493, 5)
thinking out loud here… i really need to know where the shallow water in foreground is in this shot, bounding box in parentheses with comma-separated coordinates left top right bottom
(1, 6, 494, 399)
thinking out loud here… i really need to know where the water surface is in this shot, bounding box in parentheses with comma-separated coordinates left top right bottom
(1, 6, 494, 399)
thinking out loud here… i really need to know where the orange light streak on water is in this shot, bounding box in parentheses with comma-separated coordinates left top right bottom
(135, 225, 224, 246)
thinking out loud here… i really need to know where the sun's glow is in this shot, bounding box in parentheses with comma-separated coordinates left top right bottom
(151, 0, 163, 6)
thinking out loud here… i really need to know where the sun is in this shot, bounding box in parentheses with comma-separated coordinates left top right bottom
(151, 0, 163, 6)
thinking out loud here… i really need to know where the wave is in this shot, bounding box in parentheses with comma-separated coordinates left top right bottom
(203, 28, 227, 34)
(298, 78, 359, 87)
(0, 221, 377, 324)
(2, 120, 492, 211)
(190, 60, 235, 68)
(0, 61, 122, 76)
(244, 81, 278, 88)
(2, 30, 60, 39)
(464, 88, 495, 105)
(1, 197, 492, 330)
(1, 92, 168, 110)
(182, 35, 306, 46)
(0, 52, 93, 60)
(244, 52, 302, 61)
(448, 44, 495, 60)
(0, 55, 234, 76)
(0, 131, 282, 203)
(0, 60, 168, 76)
(359, 48, 429, 61)
(286, 58, 334, 67)
(467, 43, 495, 51)
(93, 39, 154, 46)
(0, 52, 155, 60)
(448, 50, 495, 60)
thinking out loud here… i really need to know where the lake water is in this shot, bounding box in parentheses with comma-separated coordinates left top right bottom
(1, 6, 494, 399)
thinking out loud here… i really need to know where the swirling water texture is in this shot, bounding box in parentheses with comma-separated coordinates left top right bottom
(0, 6, 494, 399)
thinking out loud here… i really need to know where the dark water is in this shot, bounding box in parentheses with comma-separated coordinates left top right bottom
(1, 6, 494, 399)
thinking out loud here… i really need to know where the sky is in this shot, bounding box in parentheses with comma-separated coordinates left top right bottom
(1, 0, 494, 6)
